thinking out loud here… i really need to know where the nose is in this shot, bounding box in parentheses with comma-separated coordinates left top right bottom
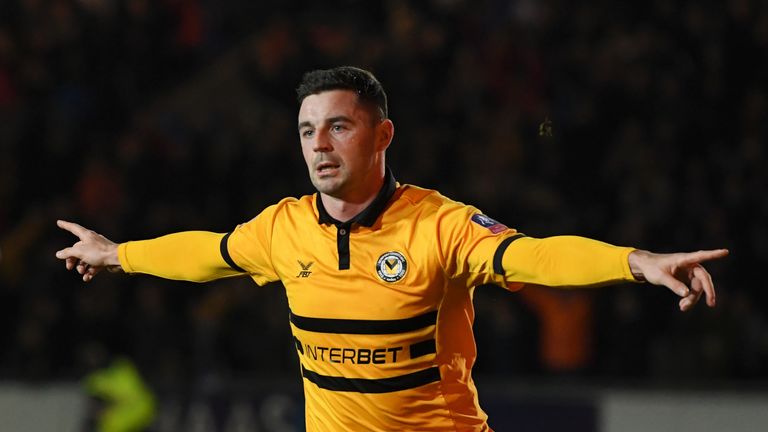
(312, 131, 333, 152)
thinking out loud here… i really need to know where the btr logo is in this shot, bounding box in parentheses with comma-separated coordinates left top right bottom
(296, 260, 314, 278)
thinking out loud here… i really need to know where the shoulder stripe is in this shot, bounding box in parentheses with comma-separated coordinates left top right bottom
(289, 310, 437, 335)
(220, 232, 247, 273)
(493, 234, 526, 275)
(302, 365, 440, 393)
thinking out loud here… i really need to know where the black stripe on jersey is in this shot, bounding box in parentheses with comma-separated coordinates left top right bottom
(493, 233, 526, 275)
(337, 223, 351, 270)
(220, 232, 247, 273)
(289, 310, 437, 335)
(316, 168, 397, 270)
(409, 339, 436, 359)
(302, 365, 441, 393)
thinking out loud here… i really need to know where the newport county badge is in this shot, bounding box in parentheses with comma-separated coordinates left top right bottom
(376, 251, 408, 283)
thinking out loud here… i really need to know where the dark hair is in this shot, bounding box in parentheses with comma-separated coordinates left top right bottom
(296, 66, 388, 119)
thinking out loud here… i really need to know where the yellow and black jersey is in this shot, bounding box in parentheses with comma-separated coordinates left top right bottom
(117, 169, 637, 431)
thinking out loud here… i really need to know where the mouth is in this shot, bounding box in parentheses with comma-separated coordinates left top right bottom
(316, 161, 340, 176)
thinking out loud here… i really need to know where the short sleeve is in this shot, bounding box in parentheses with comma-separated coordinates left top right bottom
(224, 204, 282, 286)
(435, 201, 524, 291)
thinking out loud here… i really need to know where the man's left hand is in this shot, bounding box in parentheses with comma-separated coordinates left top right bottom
(628, 249, 729, 311)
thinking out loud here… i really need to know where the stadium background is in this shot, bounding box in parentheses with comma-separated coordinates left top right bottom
(0, 0, 766, 430)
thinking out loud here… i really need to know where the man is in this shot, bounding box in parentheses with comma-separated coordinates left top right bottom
(57, 66, 728, 431)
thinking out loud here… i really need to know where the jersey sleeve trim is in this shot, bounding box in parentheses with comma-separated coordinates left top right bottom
(493, 233, 526, 274)
(117, 242, 134, 273)
(220, 231, 247, 273)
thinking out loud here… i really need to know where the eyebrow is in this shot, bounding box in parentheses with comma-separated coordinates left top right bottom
(297, 116, 354, 131)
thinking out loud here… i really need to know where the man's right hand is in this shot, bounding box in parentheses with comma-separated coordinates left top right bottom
(55, 220, 122, 282)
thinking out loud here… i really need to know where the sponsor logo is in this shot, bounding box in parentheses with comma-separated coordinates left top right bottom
(471, 213, 508, 234)
(296, 260, 313, 278)
(376, 251, 407, 283)
(293, 337, 436, 364)
(302, 343, 403, 364)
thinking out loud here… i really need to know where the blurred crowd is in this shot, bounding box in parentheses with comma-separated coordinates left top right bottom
(1, 0, 766, 388)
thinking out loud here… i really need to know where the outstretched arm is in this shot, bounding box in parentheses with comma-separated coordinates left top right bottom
(55, 220, 244, 282)
(499, 235, 728, 312)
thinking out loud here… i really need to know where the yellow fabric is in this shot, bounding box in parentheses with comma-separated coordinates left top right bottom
(119, 184, 637, 431)
(118, 231, 240, 282)
(225, 187, 511, 431)
(501, 236, 637, 287)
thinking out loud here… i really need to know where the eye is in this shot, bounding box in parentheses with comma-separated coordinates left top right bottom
(301, 129, 314, 138)
(331, 124, 346, 132)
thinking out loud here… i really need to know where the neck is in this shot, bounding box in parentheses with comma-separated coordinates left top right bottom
(319, 194, 373, 222)
(321, 176, 385, 222)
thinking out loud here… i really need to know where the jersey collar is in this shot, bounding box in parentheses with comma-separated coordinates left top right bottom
(316, 167, 397, 227)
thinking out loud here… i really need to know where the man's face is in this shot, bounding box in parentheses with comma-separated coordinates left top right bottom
(298, 90, 390, 200)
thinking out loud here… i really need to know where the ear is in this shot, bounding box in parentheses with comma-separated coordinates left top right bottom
(376, 119, 394, 151)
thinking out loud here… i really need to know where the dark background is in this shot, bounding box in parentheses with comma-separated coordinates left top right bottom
(0, 0, 765, 390)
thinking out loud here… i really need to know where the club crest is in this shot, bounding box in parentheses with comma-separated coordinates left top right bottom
(376, 251, 407, 283)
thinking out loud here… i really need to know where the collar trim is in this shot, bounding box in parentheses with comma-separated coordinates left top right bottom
(316, 167, 397, 227)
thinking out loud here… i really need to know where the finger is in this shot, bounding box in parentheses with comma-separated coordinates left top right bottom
(57, 239, 87, 260)
(65, 257, 78, 270)
(77, 261, 89, 275)
(56, 247, 78, 260)
(656, 271, 690, 297)
(56, 220, 91, 241)
(692, 265, 716, 307)
(679, 286, 703, 311)
(679, 249, 729, 265)
(679, 294, 696, 311)
(83, 267, 99, 282)
(679, 297, 690, 311)
(679, 273, 705, 311)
